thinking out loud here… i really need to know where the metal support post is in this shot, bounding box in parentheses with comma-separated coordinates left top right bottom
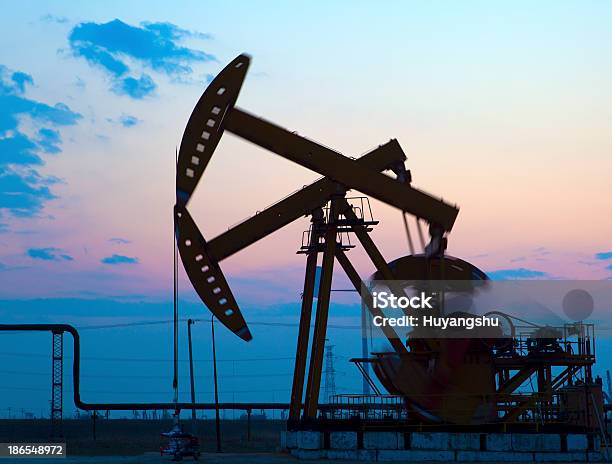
(304, 205, 339, 418)
(289, 210, 324, 421)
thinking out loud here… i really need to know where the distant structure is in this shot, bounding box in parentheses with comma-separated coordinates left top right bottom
(50, 330, 63, 437)
(324, 342, 336, 403)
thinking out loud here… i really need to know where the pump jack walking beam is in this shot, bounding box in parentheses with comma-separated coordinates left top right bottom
(223, 108, 458, 231)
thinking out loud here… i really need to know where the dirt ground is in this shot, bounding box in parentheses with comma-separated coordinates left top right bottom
(0, 419, 284, 455)
(0, 452, 302, 464)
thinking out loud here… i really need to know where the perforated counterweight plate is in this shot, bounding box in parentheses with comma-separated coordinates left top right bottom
(174, 205, 252, 341)
(176, 54, 250, 207)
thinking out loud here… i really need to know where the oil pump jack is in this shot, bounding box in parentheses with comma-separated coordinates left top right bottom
(174, 53, 460, 420)
(174, 54, 602, 430)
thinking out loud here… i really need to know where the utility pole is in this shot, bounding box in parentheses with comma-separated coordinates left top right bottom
(211, 317, 222, 453)
(361, 303, 371, 395)
(187, 319, 197, 435)
(91, 411, 97, 441)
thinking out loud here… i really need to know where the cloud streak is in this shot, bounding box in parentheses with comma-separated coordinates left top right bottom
(487, 267, 549, 280)
(118, 115, 139, 128)
(101, 254, 139, 265)
(68, 19, 214, 99)
(40, 14, 69, 24)
(109, 237, 131, 245)
(27, 247, 73, 261)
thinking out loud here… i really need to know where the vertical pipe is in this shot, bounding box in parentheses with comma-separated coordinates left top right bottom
(247, 409, 251, 441)
(173, 148, 179, 413)
(212, 317, 222, 453)
(361, 304, 370, 395)
(187, 319, 197, 435)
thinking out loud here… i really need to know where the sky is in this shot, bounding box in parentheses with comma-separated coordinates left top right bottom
(0, 1, 611, 416)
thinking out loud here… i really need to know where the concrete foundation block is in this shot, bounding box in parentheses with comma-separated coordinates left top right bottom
(327, 449, 376, 461)
(291, 448, 325, 460)
(588, 451, 604, 462)
(450, 433, 481, 451)
(567, 433, 588, 451)
(534, 451, 587, 462)
(287, 430, 298, 449)
(297, 430, 322, 450)
(363, 431, 399, 450)
(456, 451, 533, 462)
(280, 430, 298, 450)
(411, 432, 450, 450)
(593, 435, 601, 450)
(485, 433, 512, 451)
(537, 433, 561, 452)
(397, 432, 405, 449)
(378, 449, 454, 461)
(511, 434, 537, 452)
(330, 431, 358, 450)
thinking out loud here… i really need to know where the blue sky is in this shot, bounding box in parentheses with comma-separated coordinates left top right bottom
(1, 0, 611, 297)
(0, 1, 611, 415)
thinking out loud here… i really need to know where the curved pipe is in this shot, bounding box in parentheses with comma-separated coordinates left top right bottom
(0, 324, 288, 411)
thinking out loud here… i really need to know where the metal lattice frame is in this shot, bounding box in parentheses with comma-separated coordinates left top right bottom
(324, 343, 337, 402)
(51, 330, 63, 437)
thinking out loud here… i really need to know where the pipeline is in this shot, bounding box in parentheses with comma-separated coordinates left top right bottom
(2, 324, 611, 414)
(0, 324, 292, 412)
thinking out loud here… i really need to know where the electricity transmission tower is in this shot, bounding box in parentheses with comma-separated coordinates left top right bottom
(324, 341, 336, 403)
(50, 330, 63, 438)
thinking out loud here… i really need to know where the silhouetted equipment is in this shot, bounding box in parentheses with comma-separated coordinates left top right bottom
(172, 53, 606, 432)
(160, 422, 201, 461)
(2, 54, 595, 438)
(174, 53, 458, 423)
